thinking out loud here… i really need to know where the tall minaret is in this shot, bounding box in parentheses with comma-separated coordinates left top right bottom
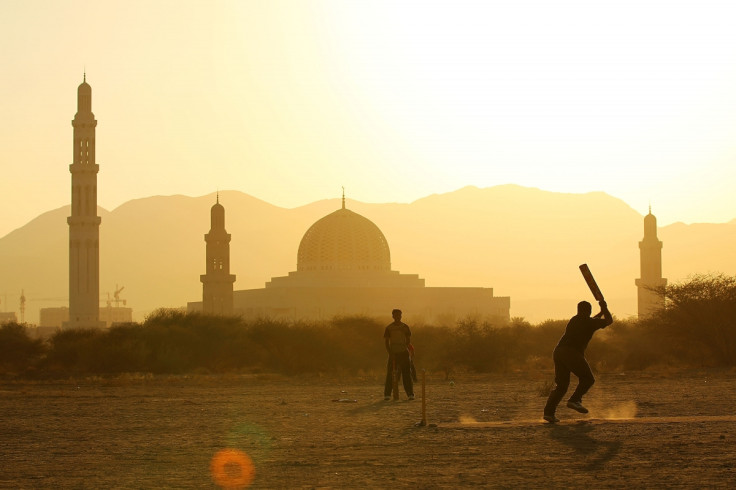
(66, 74, 103, 329)
(200, 195, 236, 315)
(635, 207, 667, 318)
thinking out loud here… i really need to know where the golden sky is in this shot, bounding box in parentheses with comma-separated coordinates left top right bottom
(2, 0, 736, 237)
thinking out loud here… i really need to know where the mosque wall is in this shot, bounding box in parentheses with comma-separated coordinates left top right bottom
(190, 286, 510, 325)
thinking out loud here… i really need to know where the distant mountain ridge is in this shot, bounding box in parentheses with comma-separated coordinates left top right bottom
(1, 185, 735, 324)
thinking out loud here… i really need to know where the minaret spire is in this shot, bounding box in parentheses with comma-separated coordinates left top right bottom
(342, 186, 345, 210)
(636, 206, 667, 318)
(65, 76, 102, 328)
(201, 196, 236, 315)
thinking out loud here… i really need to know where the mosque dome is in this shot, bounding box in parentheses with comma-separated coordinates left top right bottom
(297, 207, 391, 272)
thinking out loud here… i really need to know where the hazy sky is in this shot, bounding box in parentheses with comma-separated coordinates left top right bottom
(2, 0, 736, 238)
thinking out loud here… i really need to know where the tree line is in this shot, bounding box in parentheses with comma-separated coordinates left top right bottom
(2, 273, 736, 378)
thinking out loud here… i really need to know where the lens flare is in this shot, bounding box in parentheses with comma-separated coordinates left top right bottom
(210, 448, 255, 489)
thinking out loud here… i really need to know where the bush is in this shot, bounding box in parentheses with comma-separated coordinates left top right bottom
(22, 276, 736, 378)
(638, 273, 736, 367)
(0, 323, 45, 374)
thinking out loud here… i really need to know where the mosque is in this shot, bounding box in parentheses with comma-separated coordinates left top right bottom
(56, 76, 664, 326)
(189, 194, 511, 324)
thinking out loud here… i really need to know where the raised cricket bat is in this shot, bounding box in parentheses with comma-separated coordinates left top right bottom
(579, 263, 605, 302)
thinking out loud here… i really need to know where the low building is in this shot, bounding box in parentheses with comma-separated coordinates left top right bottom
(0, 312, 18, 325)
(42, 305, 132, 328)
(40, 307, 69, 328)
(100, 305, 133, 327)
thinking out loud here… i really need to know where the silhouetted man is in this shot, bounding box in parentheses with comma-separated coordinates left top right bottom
(543, 300, 613, 423)
(383, 309, 414, 401)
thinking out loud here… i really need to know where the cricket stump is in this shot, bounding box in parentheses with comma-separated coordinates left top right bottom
(414, 369, 427, 427)
(421, 369, 427, 425)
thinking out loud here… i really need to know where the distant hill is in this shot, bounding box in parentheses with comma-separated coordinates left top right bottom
(1, 185, 735, 324)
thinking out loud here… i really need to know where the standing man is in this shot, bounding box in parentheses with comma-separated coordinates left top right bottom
(543, 300, 613, 423)
(383, 309, 415, 401)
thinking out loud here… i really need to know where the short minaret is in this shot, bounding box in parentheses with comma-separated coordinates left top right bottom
(66, 75, 103, 328)
(200, 195, 236, 315)
(635, 207, 667, 318)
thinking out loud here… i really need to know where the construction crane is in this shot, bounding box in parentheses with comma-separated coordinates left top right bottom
(105, 285, 127, 308)
(114, 285, 126, 307)
(0, 292, 9, 311)
(19, 289, 26, 324)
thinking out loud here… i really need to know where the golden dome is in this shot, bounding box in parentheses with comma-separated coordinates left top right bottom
(297, 208, 391, 272)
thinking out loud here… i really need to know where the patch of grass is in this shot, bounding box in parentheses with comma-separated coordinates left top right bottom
(536, 379, 554, 397)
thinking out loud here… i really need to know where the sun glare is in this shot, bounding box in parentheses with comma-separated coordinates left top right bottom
(210, 448, 255, 489)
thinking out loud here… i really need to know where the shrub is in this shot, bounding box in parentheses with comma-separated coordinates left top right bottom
(0, 323, 45, 374)
(44, 328, 104, 374)
(639, 273, 736, 367)
(29, 278, 736, 378)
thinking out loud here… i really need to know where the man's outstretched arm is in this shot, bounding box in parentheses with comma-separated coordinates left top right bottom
(593, 300, 613, 327)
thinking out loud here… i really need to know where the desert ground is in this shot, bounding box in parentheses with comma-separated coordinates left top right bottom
(1, 370, 735, 488)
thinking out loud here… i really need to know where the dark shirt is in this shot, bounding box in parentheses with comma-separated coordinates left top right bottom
(556, 313, 612, 353)
(384, 321, 411, 354)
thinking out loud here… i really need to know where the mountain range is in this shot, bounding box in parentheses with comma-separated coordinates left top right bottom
(1, 184, 734, 324)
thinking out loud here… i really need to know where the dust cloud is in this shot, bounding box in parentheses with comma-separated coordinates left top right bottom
(602, 400, 638, 420)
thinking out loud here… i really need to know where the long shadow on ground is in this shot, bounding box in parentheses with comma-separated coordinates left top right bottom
(348, 399, 414, 415)
(547, 422, 623, 470)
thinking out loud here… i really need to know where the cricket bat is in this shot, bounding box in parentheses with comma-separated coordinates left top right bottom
(392, 357, 400, 400)
(579, 263, 605, 302)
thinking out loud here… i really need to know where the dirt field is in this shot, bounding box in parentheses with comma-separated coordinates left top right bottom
(2, 370, 736, 488)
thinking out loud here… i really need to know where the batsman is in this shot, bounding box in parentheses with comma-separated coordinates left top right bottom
(543, 265, 613, 423)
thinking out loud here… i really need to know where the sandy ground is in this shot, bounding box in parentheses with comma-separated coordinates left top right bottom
(1, 370, 736, 488)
